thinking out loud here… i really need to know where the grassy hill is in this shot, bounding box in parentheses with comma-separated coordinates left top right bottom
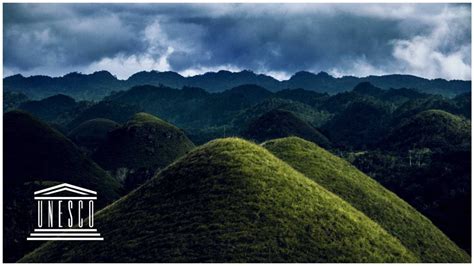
(233, 97, 331, 129)
(68, 118, 121, 153)
(4, 110, 121, 262)
(242, 109, 331, 148)
(322, 99, 392, 149)
(262, 137, 469, 262)
(92, 112, 195, 192)
(20, 138, 416, 263)
(66, 101, 141, 130)
(383, 109, 470, 150)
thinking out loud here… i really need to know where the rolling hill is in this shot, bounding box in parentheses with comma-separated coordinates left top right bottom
(233, 97, 331, 129)
(262, 137, 469, 262)
(242, 109, 331, 148)
(322, 99, 392, 149)
(20, 138, 416, 263)
(66, 101, 141, 130)
(17, 94, 86, 127)
(68, 118, 121, 153)
(4, 110, 121, 262)
(383, 109, 470, 150)
(92, 112, 195, 192)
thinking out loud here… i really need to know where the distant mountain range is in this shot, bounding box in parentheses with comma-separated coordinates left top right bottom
(4, 70, 471, 100)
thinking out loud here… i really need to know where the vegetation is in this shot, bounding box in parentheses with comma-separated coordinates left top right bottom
(242, 109, 331, 148)
(382, 109, 470, 151)
(322, 99, 392, 149)
(233, 97, 331, 129)
(353, 144, 471, 252)
(20, 138, 416, 263)
(3, 78, 471, 261)
(66, 101, 141, 130)
(68, 118, 121, 153)
(18, 94, 90, 127)
(262, 137, 469, 262)
(4, 90, 28, 111)
(92, 112, 195, 192)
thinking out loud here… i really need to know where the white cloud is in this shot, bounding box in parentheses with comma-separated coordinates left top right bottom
(4, 3, 471, 80)
(329, 58, 387, 78)
(390, 6, 471, 80)
(85, 51, 173, 80)
(179, 65, 242, 77)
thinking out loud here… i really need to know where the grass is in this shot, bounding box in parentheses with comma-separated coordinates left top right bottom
(242, 109, 331, 148)
(20, 138, 416, 263)
(68, 118, 120, 140)
(384, 109, 471, 150)
(262, 136, 470, 262)
(92, 112, 195, 171)
(68, 118, 121, 152)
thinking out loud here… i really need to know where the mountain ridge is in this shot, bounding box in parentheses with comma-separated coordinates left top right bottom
(5, 70, 470, 100)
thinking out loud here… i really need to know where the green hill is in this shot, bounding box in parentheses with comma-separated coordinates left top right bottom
(233, 97, 331, 129)
(66, 101, 141, 130)
(242, 109, 331, 148)
(322, 99, 392, 149)
(262, 137, 469, 262)
(92, 112, 195, 192)
(20, 138, 416, 263)
(4, 111, 121, 262)
(383, 109, 470, 150)
(68, 118, 121, 153)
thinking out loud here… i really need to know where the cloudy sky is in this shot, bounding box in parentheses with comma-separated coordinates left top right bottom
(3, 3, 471, 80)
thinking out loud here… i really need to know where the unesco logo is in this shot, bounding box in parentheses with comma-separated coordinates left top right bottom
(27, 183, 104, 241)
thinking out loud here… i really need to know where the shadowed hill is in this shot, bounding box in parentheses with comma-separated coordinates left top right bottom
(4, 111, 121, 262)
(92, 112, 195, 192)
(4, 110, 121, 199)
(262, 137, 469, 262)
(17, 94, 89, 127)
(4, 91, 29, 111)
(322, 99, 392, 149)
(68, 118, 121, 153)
(233, 97, 331, 129)
(242, 109, 331, 148)
(20, 138, 416, 263)
(383, 109, 470, 151)
(66, 101, 141, 130)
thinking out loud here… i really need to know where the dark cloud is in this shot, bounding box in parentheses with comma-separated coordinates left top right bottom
(3, 3, 471, 80)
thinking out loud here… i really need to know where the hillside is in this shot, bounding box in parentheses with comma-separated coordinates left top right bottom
(92, 113, 195, 192)
(242, 109, 331, 148)
(322, 99, 392, 149)
(66, 101, 141, 130)
(17, 94, 86, 126)
(233, 97, 331, 129)
(4, 111, 121, 262)
(262, 137, 469, 262)
(68, 118, 121, 153)
(394, 96, 469, 123)
(4, 91, 29, 111)
(20, 138, 416, 263)
(383, 109, 470, 150)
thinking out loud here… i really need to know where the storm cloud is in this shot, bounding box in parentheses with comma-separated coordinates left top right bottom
(3, 3, 471, 80)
